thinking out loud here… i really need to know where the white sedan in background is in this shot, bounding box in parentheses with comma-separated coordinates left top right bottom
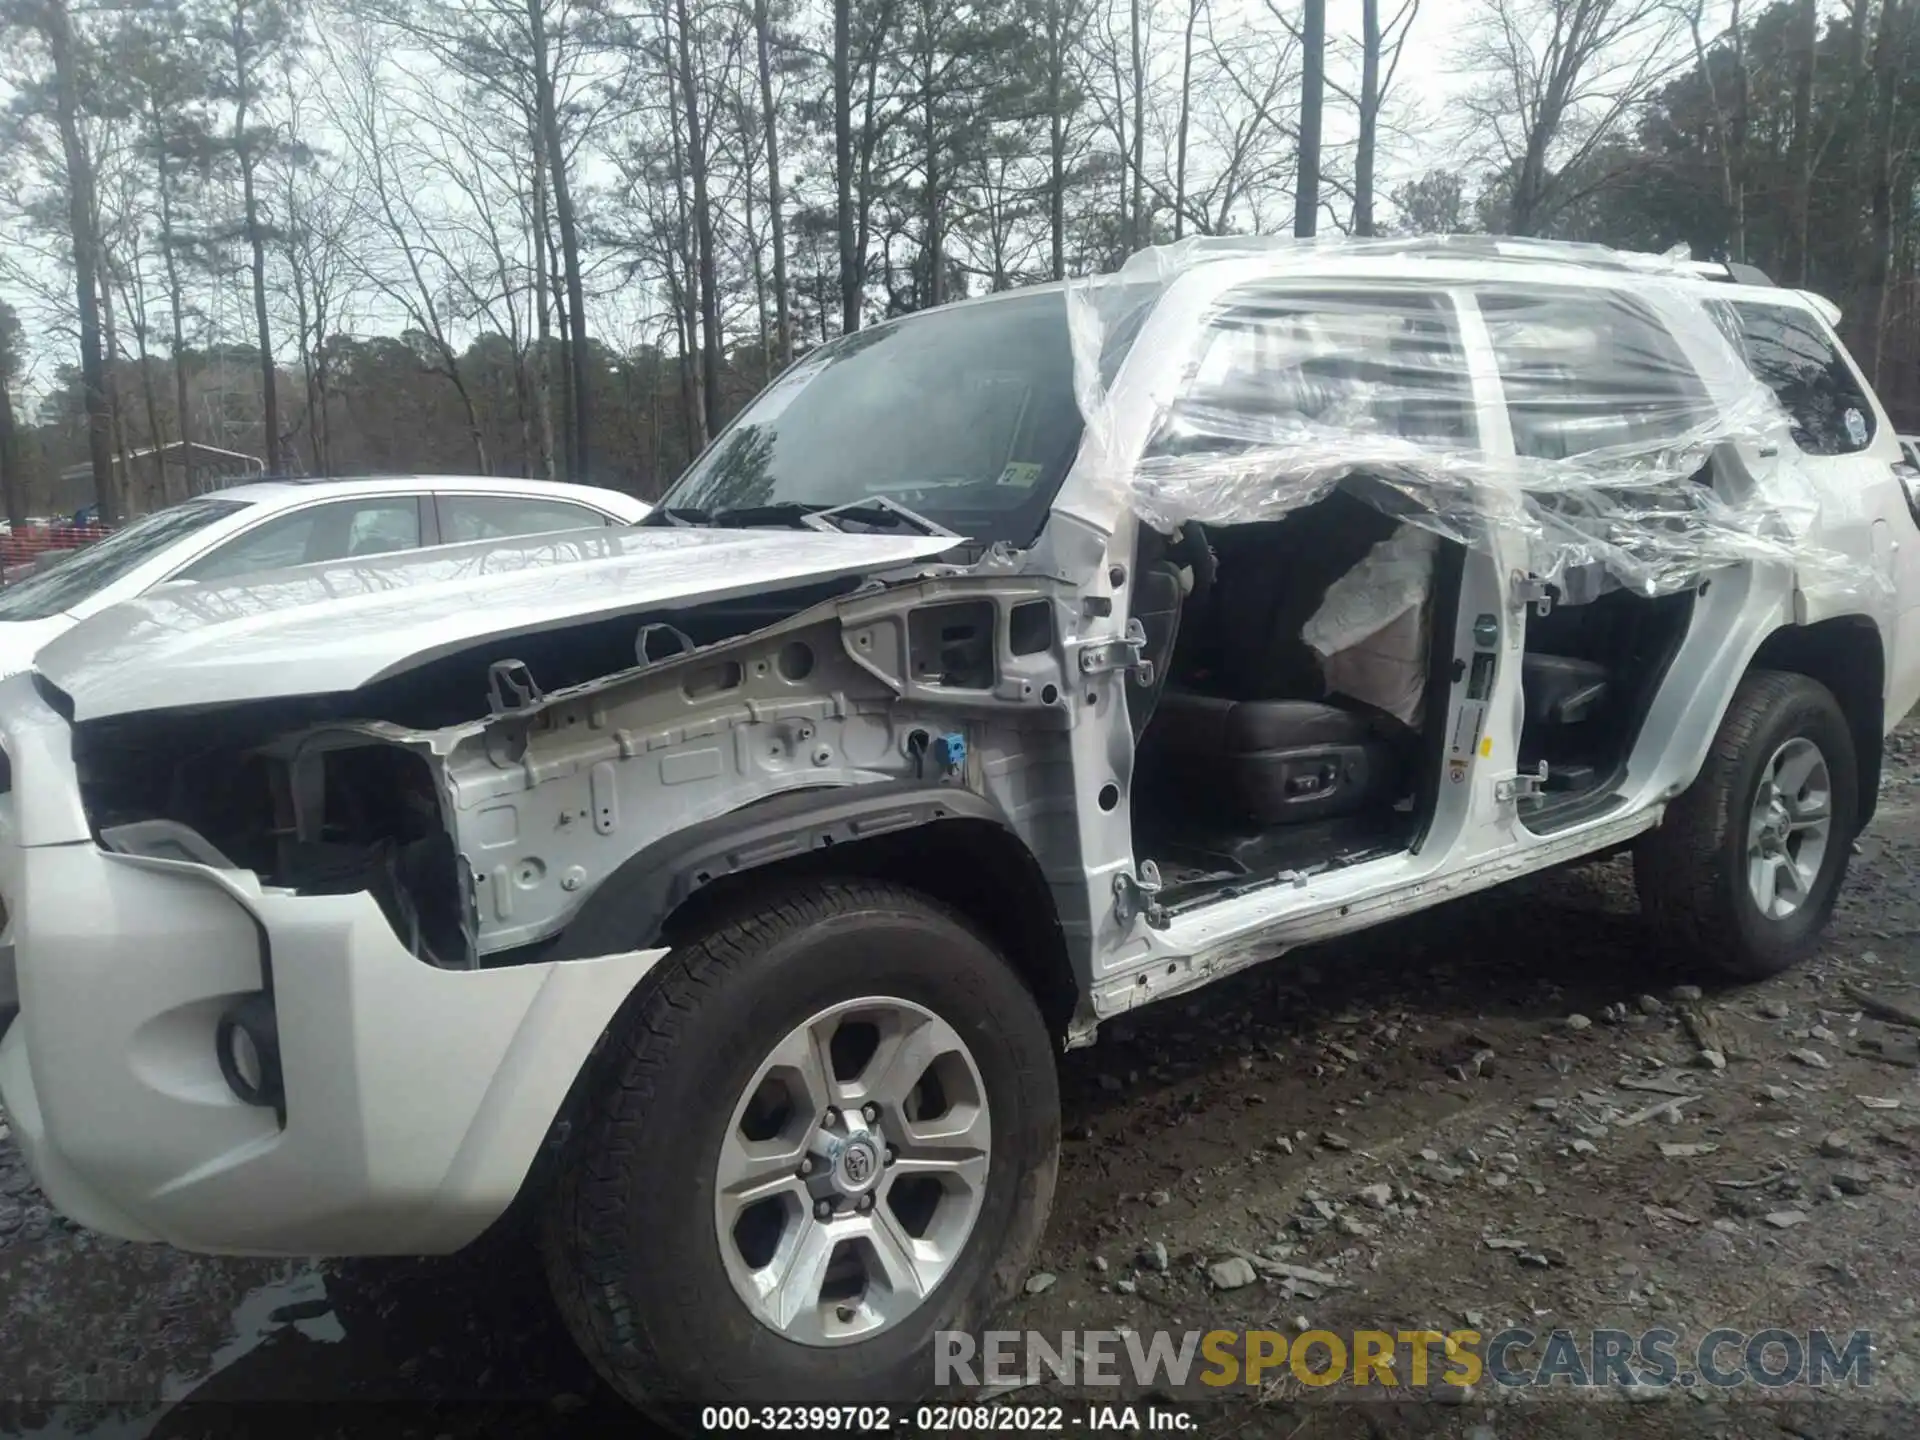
(0, 475, 649, 679)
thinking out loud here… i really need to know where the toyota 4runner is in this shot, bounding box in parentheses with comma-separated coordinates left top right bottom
(2, 237, 1918, 1416)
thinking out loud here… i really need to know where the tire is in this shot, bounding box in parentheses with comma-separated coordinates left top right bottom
(1635, 669, 1859, 981)
(540, 879, 1060, 1419)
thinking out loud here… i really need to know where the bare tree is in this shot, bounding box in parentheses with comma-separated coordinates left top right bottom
(1861, 0, 1912, 380)
(1168, 9, 1300, 236)
(528, 0, 591, 472)
(528, 131, 556, 478)
(324, 28, 495, 471)
(1129, 0, 1147, 249)
(1457, 0, 1685, 236)
(94, 221, 133, 510)
(1172, 0, 1200, 239)
(1293, 0, 1323, 236)
(351, 0, 609, 475)
(750, 0, 791, 365)
(1677, 0, 1748, 262)
(4, 0, 119, 517)
(649, 0, 708, 447)
(206, 0, 299, 475)
(1036, 0, 1093, 274)
(1788, 0, 1814, 283)
(114, 1, 209, 501)
(0, 303, 23, 526)
(833, 0, 856, 328)
(276, 50, 360, 476)
(1352, 0, 1419, 236)
(96, 143, 172, 508)
(672, 0, 725, 425)
(832, 0, 899, 331)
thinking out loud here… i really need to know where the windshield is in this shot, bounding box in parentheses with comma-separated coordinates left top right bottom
(0, 498, 246, 621)
(658, 291, 1084, 546)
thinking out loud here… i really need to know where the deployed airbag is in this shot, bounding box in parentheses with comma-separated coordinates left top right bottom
(1301, 524, 1437, 728)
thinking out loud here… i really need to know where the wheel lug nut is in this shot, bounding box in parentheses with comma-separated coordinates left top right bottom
(823, 1107, 840, 1128)
(797, 1157, 814, 1177)
(862, 1103, 880, 1124)
(856, 1194, 874, 1213)
(884, 1147, 897, 1167)
(815, 1198, 835, 1220)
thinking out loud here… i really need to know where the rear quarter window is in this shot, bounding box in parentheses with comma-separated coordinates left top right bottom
(1710, 300, 1876, 457)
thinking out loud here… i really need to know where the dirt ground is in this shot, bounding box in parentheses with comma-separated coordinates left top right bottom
(7, 728, 1920, 1439)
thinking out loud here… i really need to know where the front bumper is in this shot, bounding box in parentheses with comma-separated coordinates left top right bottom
(0, 679, 665, 1257)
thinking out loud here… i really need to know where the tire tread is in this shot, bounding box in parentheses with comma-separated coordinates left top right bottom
(539, 878, 1055, 1416)
(1636, 668, 1855, 980)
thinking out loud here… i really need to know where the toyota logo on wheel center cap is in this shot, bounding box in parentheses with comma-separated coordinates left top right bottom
(836, 1136, 881, 1193)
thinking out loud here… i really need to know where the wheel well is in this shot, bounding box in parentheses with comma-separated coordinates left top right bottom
(1751, 618, 1884, 830)
(499, 813, 1077, 1236)
(657, 818, 1080, 1039)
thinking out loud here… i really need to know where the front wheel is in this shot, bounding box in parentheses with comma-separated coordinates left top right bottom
(1636, 669, 1859, 981)
(540, 879, 1060, 1418)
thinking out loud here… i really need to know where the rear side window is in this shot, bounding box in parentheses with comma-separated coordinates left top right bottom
(181, 497, 424, 581)
(438, 494, 611, 543)
(1147, 287, 1476, 459)
(1712, 300, 1875, 456)
(1479, 287, 1713, 461)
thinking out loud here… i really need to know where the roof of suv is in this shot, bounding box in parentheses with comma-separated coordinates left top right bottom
(848, 243, 1840, 337)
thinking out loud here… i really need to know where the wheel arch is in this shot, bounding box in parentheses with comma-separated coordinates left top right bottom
(1749, 617, 1885, 831)
(542, 781, 1079, 1039)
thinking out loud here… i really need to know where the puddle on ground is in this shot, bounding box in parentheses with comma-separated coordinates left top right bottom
(160, 1266, 344, 1402)
(9, 1266, 343, 1438)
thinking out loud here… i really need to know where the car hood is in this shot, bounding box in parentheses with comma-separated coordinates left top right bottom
(35, 526, 957, 722)
(0, 616, 81, 686)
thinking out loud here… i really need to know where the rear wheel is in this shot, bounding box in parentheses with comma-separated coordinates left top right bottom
(540, 879, 1060, 1418)
(1635, 669, 1858, 980)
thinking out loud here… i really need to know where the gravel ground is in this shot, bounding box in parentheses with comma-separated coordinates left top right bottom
(6, 727, 1920, 1439)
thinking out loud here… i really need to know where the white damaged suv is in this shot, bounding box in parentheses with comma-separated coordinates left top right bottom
(2, 238, 1918, 1417)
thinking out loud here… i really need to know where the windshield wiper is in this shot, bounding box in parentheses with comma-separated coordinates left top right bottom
(648, 505, 715, 527)
(648, 503, 822, 529)
(658, 496, 958, 539)
(707, 502, 828, 529)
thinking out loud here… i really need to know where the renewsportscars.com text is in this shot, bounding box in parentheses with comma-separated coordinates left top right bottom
(936, 1326, 1875, 1392)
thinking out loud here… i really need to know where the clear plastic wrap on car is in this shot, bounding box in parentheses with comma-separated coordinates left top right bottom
(1066, 235, 1879, 599)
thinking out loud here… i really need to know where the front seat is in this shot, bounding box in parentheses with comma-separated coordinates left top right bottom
(1139, 692, 1405, 825)
(1136, 490, 1410, 826)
